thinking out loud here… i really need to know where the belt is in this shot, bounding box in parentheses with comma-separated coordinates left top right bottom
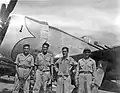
(38, 69, 50, 72)
(18, 65, 31, 69)
(79, 71, 92, 74)
(58, 74, 69, 77)
(42, 69, 50, 72)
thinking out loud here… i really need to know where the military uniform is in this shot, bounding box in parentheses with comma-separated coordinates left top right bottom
(13, 53, 34, 93)
(76, 58, 96, 93)
(55, 57, 77, 93)
(33, 52, 53, 93)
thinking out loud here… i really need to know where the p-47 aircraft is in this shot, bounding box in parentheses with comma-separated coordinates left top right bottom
(0, 0, 120, 93)
(0, 14, 120, 92)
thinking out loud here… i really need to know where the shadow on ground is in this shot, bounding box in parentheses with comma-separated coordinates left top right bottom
(99, 80, 120, 93)
(0, 88, 12, 93)
(0, 80, 120, 93)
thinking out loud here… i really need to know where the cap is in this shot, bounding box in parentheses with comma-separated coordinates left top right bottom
(83, 48, 91, 53)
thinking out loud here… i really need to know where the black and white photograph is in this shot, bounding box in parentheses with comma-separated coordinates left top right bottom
(0, 0, 120, 93)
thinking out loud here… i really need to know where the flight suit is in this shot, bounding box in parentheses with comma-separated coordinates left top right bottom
(33, 52, 53, 93)
(76, 58, 96, 93)
(13, 53, 34, 93)
(55, 57, 77, 93)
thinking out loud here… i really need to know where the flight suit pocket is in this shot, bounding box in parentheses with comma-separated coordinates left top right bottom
(45, 56, 51, 62)
(27, 57, 32, 65)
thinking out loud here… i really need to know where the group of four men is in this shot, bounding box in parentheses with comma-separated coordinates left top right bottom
(12, 42, 97, 93)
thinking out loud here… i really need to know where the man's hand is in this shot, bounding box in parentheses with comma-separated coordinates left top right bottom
(73, 70, 76, 73)
(46, 62, 51, 67)
(50, 75, 53, 81)
(55, 67, 58, 72)
(92, 77, 96, 84)
(91, 82, 95, 90)
(91, 78, 98, 89)
(75, 77, 79, 87)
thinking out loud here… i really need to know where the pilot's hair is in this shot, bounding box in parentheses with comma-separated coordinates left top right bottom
(62, 47, 69, 52)
(42, 42, 50, 48)
(83, 48, 91, 53)
(23, 44, 30, 48)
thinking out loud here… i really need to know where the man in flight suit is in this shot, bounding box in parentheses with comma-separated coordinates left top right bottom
(55, 47, 77, 93)
(13, 44, 34, 93)
(76, 48, 97, 93)
(33, 42, 54, 93)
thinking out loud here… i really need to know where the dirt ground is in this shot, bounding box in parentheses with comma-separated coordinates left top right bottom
(0, 76, 120, 93)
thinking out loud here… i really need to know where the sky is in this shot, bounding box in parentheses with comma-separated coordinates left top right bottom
(1, 0, 120, 47)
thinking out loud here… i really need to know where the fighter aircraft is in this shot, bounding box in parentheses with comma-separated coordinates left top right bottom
(0, 13, 120, 91)
(0, 0, 120, 93)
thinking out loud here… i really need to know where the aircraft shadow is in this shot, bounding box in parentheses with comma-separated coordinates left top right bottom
(0, 79, 119, 93)
(99, 80, 120, 93)
(0, 89, 12, 93)
(0, 78, 14, 84)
